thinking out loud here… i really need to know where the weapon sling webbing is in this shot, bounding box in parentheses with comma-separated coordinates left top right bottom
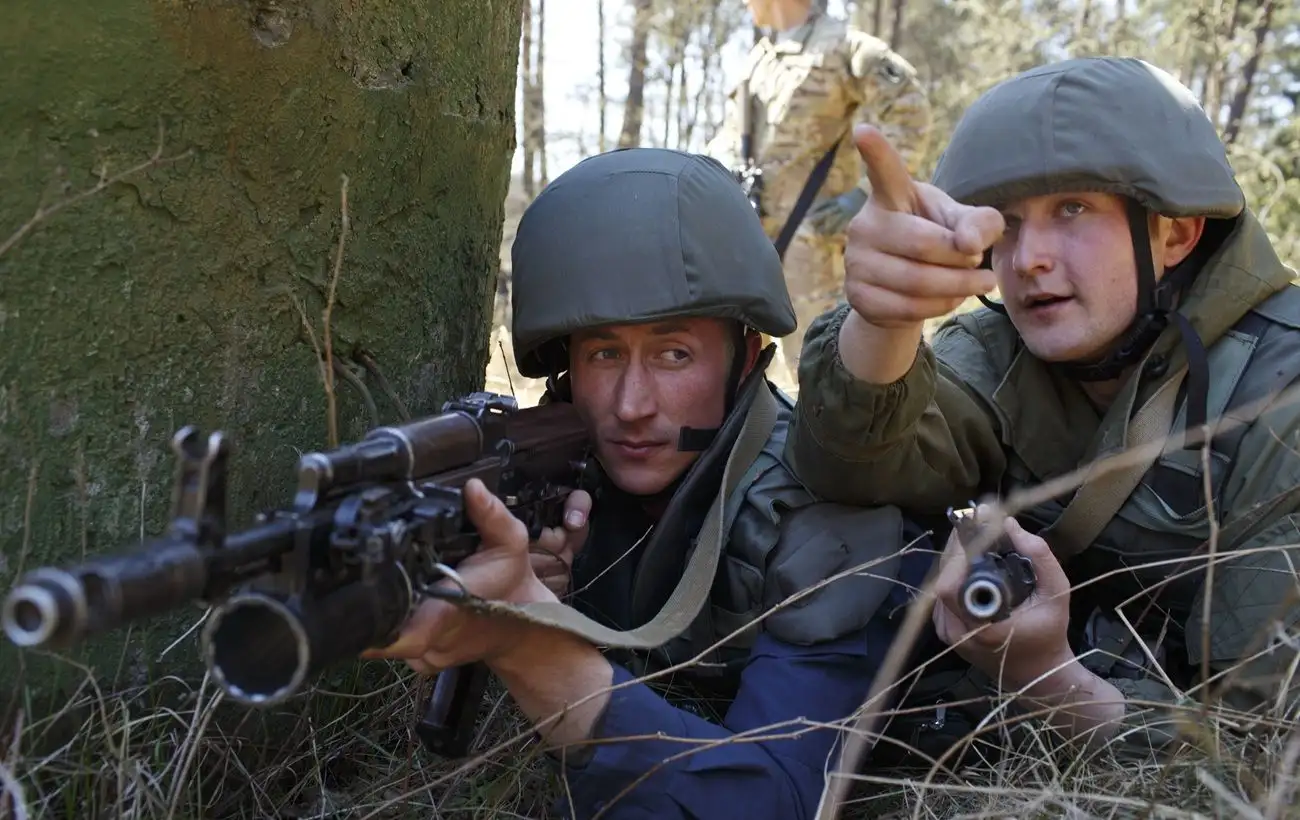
(472, 383, 780, 648)
(1045, 365, 1186, 559)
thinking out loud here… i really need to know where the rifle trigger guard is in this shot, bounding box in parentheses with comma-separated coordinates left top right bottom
(419, 563, 475, 606)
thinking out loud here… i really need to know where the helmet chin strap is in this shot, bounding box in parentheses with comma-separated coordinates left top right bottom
(676, 325, 766, 452)
(979, 199, 1212, 449)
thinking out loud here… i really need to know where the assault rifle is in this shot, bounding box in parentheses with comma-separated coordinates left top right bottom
(947, 504, 1037, 624)
(1, 391, 600, 758)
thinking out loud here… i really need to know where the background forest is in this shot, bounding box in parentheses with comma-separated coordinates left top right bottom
(510, 0, 1299, 261)
(488, 0, 1300, 403)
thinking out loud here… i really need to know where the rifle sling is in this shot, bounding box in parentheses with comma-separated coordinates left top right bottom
(469, 383, 780, 648)
(773, 135, 844, 261)
(1043, 364, 1186, 559)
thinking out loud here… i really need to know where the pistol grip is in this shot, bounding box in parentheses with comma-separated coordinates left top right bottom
(414, 661, 492, 759)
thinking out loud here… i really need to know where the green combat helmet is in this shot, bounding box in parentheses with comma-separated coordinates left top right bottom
(931, 56, 1247, 443)
(510, 146, 796, 384)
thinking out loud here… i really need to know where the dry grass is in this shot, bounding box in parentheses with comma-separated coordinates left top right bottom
(3, 534, 1297, 819)
(1, 653, 566, 820)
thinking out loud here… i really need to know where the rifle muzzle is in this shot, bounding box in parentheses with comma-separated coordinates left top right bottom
(961, 572, 1007, 622)
(202, 561, 414, 706)
(2, 540, 208, 650)
(958, 552, 1036, 624)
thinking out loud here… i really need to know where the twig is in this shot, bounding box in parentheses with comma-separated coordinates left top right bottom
(355, 350, 412, 422)
(1199, 425, 1222, 724)
(332, 358, 380, 429)
(498, 337, 517, 398)
(0, 760, 28, 820)
(322, 174, 351, 448)
(0, 119, 191, 260)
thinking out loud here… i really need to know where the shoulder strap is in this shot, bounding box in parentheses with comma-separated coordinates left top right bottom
(471, 383, 781, 648)
(1048, 284, 1300, 560)
(773, 135, 845, 260)
(1046, 365, 1186, 560)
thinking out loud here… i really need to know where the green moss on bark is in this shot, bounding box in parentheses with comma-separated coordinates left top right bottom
(0, 0, 523, 713)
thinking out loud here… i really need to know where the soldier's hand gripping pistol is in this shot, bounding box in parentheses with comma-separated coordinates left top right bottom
(947, 504, 1037, 624)
(1, 391, 600, 759)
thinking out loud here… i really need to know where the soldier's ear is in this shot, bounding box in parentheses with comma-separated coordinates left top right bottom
(741, 329, 763, 376)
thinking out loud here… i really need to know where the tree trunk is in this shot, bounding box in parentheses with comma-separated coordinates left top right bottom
(618, 0, 654, 148)
(1075, 0, 1093, 35)
(521, 0, 536, 197)
(598, 0, 608, 152)
(535, 0, 548, 188)
(1225, 0, 1277, 144)
(683, 1, 723, 148)
(890, 0, 907, 48)
(0, 0, 523, 708)
(874, 0, 886, 36)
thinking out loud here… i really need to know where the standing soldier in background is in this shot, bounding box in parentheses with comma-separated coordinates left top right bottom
(706, 0, 933, 379)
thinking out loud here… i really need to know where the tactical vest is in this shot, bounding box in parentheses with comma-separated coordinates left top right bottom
(1016, 284, 1300, 670)
(876, 284, 1300, 768)
(610, 383, 915, 714)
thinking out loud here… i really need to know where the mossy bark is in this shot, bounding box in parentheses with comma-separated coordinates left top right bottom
(0, 0, 523, 713)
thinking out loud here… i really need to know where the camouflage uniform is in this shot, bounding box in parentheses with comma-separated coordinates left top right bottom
(705, 8, 932, 378)
(787, 58, 1300, 762)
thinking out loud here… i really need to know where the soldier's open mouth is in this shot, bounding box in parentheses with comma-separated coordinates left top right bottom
(1026, 295, 1071, 309)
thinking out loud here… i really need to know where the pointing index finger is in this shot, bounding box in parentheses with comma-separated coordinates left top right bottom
(854, 124, 920, 214)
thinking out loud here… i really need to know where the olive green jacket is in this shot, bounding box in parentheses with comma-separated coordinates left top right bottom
(786, 209, 1300, 755)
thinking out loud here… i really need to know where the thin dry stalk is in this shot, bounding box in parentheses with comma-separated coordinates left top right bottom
(0, 119, 191, 260)
(322, 174, 351, 449)
(0, 760, 28, 820)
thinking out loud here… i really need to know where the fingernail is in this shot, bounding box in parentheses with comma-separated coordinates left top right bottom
(566, 510, 585, 528)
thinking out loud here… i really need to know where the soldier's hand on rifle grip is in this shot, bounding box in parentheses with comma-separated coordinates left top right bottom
(930, 509, 1076, 688)
(361, 478, 558, 676)
(530, 489, 592, 597)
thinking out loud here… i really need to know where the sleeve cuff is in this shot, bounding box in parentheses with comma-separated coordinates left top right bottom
(797, 303, 935, 460)
(1102, 677, 1185, 758)
(560, 664, 697, 781)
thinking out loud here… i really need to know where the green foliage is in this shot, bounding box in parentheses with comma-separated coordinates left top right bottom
(878, 0, 1299, 268)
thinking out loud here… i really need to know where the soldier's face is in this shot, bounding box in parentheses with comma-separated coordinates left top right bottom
(990, 192, 1203, 366)
(568, 319, 758, 497)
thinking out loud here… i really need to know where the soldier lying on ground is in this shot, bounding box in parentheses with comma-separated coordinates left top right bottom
(705, 0, 932, 381)
(364, 147, 937, 818)
(786, 55, 1300, 760)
